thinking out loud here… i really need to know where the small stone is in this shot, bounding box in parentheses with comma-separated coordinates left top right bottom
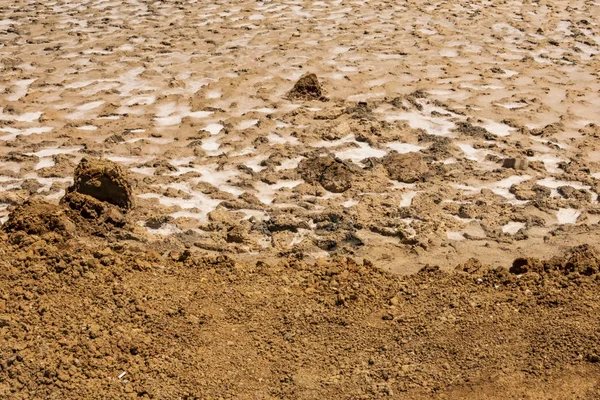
(502, 157, 529, 170)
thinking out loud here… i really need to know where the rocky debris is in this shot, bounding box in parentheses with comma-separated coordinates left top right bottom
(2, 200, 75, 236)
(560, 244, 600, 276)
(557, 185, 590, 202)
(510, 181, 551, 201)
(510, 245, 600, 276)
(382, 152, 429, 183)
(528, 122, 564, 137)
(145, 215, 172, 229)
(64, 158, 133, 210)
(61, 191, 126, 227)
(454, 121, 495, 140)
(502, 157, 529, 170)
(288, 73, 324, 101)
(297, 154, 357, 193)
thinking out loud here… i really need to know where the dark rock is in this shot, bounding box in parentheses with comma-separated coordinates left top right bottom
(502, 158, 529, 170)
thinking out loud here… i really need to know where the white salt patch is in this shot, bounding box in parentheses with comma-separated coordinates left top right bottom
(447, 231, 465, 241)
(206, 90, 222, 99)
(139, 182, 223, 222)
(201, 136, 221, 153)
(400, 191, 418, 207)
(391, 181, 417, 190)
(238, 119, 259, 130)
(386, 142, 423, 153)
(77, 101, 105, 111)
(556, 208, 581, 225)
(230, 147, 254, 157)
(144, 223, 182, 236)
(203, 123, 224, 135)
(77, 125, 97, 131)
(171, 157, 196, 166)
(427, 89, 455, 97)
(254, 180, 303, 204)
(0, 127, 53, 141)
(26, 147, 81, 158)
(528, 155, 565, 173)
(275, 157, 303, 171)
(245, 155, 268, 172)
(6, 79, 36, 101)
(487, 175, 532, 201)
(480, 120, 514, 137)
(35, 158, 55, 170)
(440, 48, 458, 57)
(290, 229, 310, 247)
(123, 95, 156, 106)
(253, 108, 276, 114)
(23, 174, 72, 193)
(385, 112, 454, 137)
(457, 143, 489, 162)
(154, 115, 183, 126)
(333, 46, 352, 54)
(0, 109, 42, 123)
(502, 221, 525, 234)
(106, 156, 151, 165)
(334, 142, 387, 163)
(268, 132, 299, 145)
(496, 102, 528, 110)
(342, 199, 359, 208)
(130, 167, 155, 175)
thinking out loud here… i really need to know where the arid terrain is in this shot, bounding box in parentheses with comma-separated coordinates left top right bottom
(1, 0, 600, 398)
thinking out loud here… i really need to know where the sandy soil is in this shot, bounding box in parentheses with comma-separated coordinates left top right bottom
(1, 200, 600, 399)
(1, 0, 600, 397)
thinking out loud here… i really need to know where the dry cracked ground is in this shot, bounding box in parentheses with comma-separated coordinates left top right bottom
(1, 0, 600, 398)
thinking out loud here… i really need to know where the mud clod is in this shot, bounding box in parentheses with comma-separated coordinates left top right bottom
(288, 73, 324, 101)
(297, 154, 356, 193)
(2, 200, 75, 236)
(382, 152, 429, 183)
(65, 158, 134, 210)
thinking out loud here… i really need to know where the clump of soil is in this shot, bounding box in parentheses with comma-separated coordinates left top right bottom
(288, 73, 324, 101)
(382, 152, 429, 183)
(65, 158, 134, 210)
(2, 200, 75, 236)
(297, 154, 357, 193)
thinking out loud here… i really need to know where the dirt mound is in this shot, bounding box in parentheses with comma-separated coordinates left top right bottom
(2, 200, 75, 236)
(61, 191, 126, 228)
(65, 158, 133, 210)
(297, 154, 357, 193)
(509, 244, 600, 276)
(1, 234, 600, 399)
(288, 73, 324, 101)
(382, 152, 429, 183)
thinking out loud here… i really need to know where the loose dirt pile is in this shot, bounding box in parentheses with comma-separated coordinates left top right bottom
(1, 188, 600, 398)
(288, 73, 325, 101)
